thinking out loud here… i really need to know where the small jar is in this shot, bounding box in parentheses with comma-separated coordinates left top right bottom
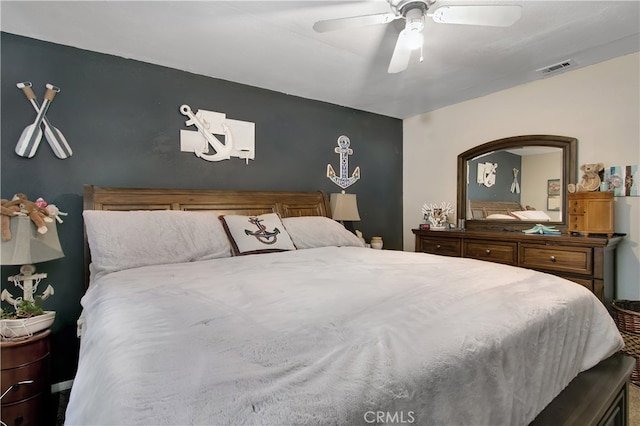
(370, 236, 383, 250)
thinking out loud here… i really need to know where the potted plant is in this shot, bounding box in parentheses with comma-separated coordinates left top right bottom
(0, 296, 55, 339)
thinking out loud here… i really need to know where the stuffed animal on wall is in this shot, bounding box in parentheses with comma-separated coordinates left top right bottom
(567, 163, 605, 193)
(3, 193, 53, 235)
(1, 199, 21, 241)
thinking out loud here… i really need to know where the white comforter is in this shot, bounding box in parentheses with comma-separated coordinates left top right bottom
(66, 247, 622, 425)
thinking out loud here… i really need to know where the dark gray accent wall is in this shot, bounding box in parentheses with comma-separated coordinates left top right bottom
(1, 33, 403, 383)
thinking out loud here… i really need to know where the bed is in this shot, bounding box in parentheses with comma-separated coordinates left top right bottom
(66, 185, 633, 425)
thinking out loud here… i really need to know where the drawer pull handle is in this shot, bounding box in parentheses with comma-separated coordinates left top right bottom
(485, 249, 491, 254)
(550, 255, 556, 262)
(436, 244, 441, 249)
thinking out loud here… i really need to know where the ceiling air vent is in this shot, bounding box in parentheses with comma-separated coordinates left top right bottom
(536, 59, 575, 76)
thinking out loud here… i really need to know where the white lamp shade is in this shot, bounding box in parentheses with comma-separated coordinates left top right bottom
(1, 216, 64, 265)
(330, 192, 360, 221)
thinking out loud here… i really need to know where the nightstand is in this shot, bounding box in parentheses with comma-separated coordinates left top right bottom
(1, 329, 51, 426)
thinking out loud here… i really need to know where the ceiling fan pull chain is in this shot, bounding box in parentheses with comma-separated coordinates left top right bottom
(419, 44, 424, 63)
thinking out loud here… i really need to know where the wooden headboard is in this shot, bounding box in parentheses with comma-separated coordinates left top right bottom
(468, 200, 524, 219)
(82, 185, 331, 286)
(83, 185, 331, 217)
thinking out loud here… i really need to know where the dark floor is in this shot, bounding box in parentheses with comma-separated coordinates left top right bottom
(53, 389, 70, 426)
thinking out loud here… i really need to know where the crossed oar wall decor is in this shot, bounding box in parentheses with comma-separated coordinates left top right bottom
(15, 82, 72, 159)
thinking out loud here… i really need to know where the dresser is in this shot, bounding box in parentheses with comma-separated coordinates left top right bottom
(1, 330, 51, 426)
(413, 229, 623, 304)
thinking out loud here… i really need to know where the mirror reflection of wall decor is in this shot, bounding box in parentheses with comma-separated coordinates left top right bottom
(547, 178, 561, 211)
(604, 165, 638, 196)
(510, 168, 520, 194)
(476, 162, 498, 187)
(547, 179, 561, 196)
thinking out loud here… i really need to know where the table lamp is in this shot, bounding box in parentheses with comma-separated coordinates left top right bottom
(1, 216, 63, 307)
(330, 191, 360, 231)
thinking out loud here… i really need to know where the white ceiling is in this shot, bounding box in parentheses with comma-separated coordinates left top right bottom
(1, 1, 639, 119)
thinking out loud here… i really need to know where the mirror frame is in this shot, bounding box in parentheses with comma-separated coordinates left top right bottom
(457, 135, 577, 232)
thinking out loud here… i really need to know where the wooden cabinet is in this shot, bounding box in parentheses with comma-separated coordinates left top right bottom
(1, 330, 51, 426)
(568, 192, 614, 236)
(413, 229, 623, 304)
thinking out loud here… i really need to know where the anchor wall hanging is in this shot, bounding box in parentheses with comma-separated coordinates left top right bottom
(327, 135, 360, 189)
(477, 161, 498, 187)
(15, 82, 72, 159)
(179, 104, 255, 163)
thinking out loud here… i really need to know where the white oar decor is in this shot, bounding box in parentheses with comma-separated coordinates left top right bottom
(17, 82, 72, 159)
(15, 83, 72, 159)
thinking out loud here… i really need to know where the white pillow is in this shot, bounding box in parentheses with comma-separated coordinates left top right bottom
(510, 210, 552, 221)
(83, 210, 232, 278)
(220, 213, 296, 255)
(282, 216, 365, 249)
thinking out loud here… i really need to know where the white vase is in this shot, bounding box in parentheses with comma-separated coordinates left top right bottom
(371, 236, 383, 249)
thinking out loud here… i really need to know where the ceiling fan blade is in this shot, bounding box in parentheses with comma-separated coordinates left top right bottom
(388, 30, 412, 74)
(313, 12, 398, 33)
(430, 5, 522, 27)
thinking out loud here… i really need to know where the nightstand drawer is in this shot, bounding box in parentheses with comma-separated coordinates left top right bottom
(520, 245, 592, 275)
(1, 332, 50, 368)
(0, 357, 49, 403)
(463, 240, 517, 265)
(2, 392, 47, 426)
(1, 330, 51, 426)
(416, 237, 461, 257)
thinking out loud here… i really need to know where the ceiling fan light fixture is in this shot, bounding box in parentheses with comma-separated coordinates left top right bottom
(403, 6, 425, 50)
(405, 29, 424, 50)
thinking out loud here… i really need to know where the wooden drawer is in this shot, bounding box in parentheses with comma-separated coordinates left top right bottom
(1, 331, 50, 369)
(1, 330, 51, 426)
(416, 237, 461, 257)
(1, 393, 47, 426)
(568, 199, 585, 215)
(0, 357, 49, 403)
(568, 215, 585, 233)
(520, 244, 592, 275)
(463, 240, 517, 265)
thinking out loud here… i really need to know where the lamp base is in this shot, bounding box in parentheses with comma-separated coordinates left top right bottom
(4, 264, 52, 305)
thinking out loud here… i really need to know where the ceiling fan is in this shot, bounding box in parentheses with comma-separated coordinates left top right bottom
(313, 0, 522, 73)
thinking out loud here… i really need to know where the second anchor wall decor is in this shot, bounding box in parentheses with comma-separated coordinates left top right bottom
(327, 135, 360, 189)
(180, 104, 255, 163)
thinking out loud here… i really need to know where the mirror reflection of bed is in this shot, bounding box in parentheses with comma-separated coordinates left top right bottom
(468, 200, 553, 221)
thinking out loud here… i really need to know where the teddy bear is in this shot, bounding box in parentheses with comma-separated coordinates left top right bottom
(1, 199, 21, 241)
(567, 163, 604, 193)
(3, 193, 53, 236)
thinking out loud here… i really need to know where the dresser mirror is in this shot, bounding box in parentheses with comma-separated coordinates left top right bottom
(457, 135, 577, 232)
